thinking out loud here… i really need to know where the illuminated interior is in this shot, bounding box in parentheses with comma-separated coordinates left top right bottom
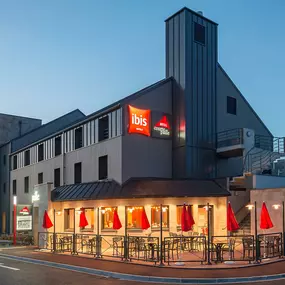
(126, 206, 144, 229)
(151, 205, 169, 229)
(101, 207, 116, 229)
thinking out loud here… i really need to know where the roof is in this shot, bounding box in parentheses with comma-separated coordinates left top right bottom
(217, 64, 273, 137)
(51, 177, 230, 202)
(165, 7, 218, 26)
(11, 109, 86, 153)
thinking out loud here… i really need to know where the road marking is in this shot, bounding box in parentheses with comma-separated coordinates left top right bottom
(0, 263, 20, 271)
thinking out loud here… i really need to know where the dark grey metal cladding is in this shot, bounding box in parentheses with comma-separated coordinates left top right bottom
(166, 9, 217, 178)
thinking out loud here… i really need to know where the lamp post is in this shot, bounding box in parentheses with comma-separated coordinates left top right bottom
(246, 202, 258, 262)
(13, 196, 17, 246)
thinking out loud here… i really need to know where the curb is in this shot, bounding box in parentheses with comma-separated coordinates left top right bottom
(0, 253, 285, 284)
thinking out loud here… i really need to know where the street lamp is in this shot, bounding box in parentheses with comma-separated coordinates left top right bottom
(13, 196, 17, 246)
(246, 201, 258, 263)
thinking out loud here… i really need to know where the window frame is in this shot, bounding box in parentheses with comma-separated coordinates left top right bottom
(227, 96, 237, 115)
(38, 172, 43, 184)
(24, 176, 29, 193)
(74, 162, 82, 184)
(98, 116, 109, 142)
(151, 205, 169, 230)
(194, 22, 206, 45)
(13, 155, 17, 170)
(80, 208, 95, 232)
(101, 207, 117, 231)
(55, 136, 62, 156)
(38, 144, 44, 162)
(98, 155, 108, 180)
(64, 208, 75, 232)
(54, 168, 61, 188)
(12, 180, 17, 196)
(126, 206, 146, 230)
(24, 150, 30, 166)
(75, 127, 83, 150)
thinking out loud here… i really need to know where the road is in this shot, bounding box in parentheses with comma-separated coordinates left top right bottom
(0, 255, 284, 285)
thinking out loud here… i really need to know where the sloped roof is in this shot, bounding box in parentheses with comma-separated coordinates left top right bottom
(51, 177, 230, 202)
(11, 109, 85, 153)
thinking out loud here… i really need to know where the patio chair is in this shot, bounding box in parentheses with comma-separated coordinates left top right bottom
(221, 238, 235, 261)
(112, 237, 124, 257)
(242, 237, 254, 260)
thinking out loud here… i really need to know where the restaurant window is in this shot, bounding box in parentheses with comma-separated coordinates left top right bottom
(98, 116, 109, 142)
(13, 155, 17, 170)
(55, 136, 62, 156)
(98, 155, 108, 180)
(101, 207, 116, 230)
(194, 22, 205, 45)
(64, 209, 75, 231)
(198, 205, 213, 236)
(227, 96, 237, 115)
(75, 127, 83, 149)
(126, 206, 144, 229)
(176, 205, 193, 229)
(151, 205, 169, 229)
(54, 168, 60, 188)
(24, 150, 30, 166)
(24, 176, 29, 193)
(80, 208, 94, 231)
(74, 162, 82, 184)
(38, 172, 43, 184)
(38, 144, 44, 162)
(12, 179, 17, 195)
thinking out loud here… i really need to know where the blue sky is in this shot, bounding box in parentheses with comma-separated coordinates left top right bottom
(0, 0, 284, 136)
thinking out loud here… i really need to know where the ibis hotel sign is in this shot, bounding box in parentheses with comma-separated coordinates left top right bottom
(128, 105, 171, 139)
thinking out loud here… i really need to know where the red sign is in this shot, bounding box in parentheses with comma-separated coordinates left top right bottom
(19, 206, 30, 215)
(153, 115, 171, 137)
(128, 105, 151, 136)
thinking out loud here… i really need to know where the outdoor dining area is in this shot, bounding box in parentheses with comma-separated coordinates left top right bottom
(38, 199, 284, 267)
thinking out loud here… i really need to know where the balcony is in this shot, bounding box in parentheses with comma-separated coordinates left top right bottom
(216, 129, 244, 158)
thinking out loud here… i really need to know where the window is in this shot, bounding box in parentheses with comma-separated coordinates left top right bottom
(54, 168, 60, 188)
(55, 136, 62, 156)
(3, 155, 6, 166)
(38, 144, 44, 162)
(126, 206, 145, 229)
(74, 162, 82, 184)
(3, 183, 6, 194)
(75, 127, 83, 149)
(24, 176, 29, 193)
(194, 22, 205, 45)
(12, 180, 17, 195)
(198, 205, 214, 235)
(176, 205, 193, 229)
(98, 116, 109, 141)
(151, 205, 169, 229)
(80, 208, 94, 231)
(101, 207, 116, 230)
(64, 209, 75, 231)
(13, 155, 17, 170)
(24, 150, 30, 166)
(227, 96, 237, 115)
(38, 172, 43, 184)
(98, 155, 108, 180)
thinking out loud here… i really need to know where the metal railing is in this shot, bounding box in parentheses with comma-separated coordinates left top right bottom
(38, 232, 283, 265)
(257, 232, 282, 260)
(217, 129, 243, 149)
(211, 235, 255, 263)
(163, 236, 206, 264)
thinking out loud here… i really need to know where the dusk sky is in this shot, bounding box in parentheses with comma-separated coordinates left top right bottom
(0, 0, 284, 136)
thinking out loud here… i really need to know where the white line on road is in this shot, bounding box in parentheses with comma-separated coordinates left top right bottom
(0, 263, 20, 271)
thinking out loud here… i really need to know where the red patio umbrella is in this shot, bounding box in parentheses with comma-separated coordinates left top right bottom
(113, 208, 122, 230)
(141, 208, 150, 230)
(260, 202, 273, 229)
(42, 210, 53, 229)
(181, 204, 191, 232)
(187, 205, 195, 230)
(79, 208, 89, 228)
(227, 202, 240, 232)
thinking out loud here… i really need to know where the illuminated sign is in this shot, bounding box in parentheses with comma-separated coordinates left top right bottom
(32, 191, 40, 203)
(153, 115, 171, 136)
(19, 206, 30, 215)
(152, 113, 172, 139)
(128, 105, 151, 136)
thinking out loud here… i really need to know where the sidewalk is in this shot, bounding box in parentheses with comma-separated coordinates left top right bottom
(0, 247, 285, 279)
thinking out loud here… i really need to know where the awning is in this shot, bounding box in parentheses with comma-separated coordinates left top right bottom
(51, 178, 230, 202)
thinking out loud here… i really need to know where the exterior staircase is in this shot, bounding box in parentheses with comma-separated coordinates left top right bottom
(236, 213, 251, 236)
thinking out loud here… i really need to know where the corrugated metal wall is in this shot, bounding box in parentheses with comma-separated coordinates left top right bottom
(166, 9, 217, 178)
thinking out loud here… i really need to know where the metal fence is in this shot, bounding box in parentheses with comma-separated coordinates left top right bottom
(257, 232, 282, 260)
(163, 236, 206, 265)
(211, 235, 255, 263)
(127, 236, 159, 264)
(99, 235, 125, 260)
(75, 234, 97, 256)
(38, 232, 54, 251)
